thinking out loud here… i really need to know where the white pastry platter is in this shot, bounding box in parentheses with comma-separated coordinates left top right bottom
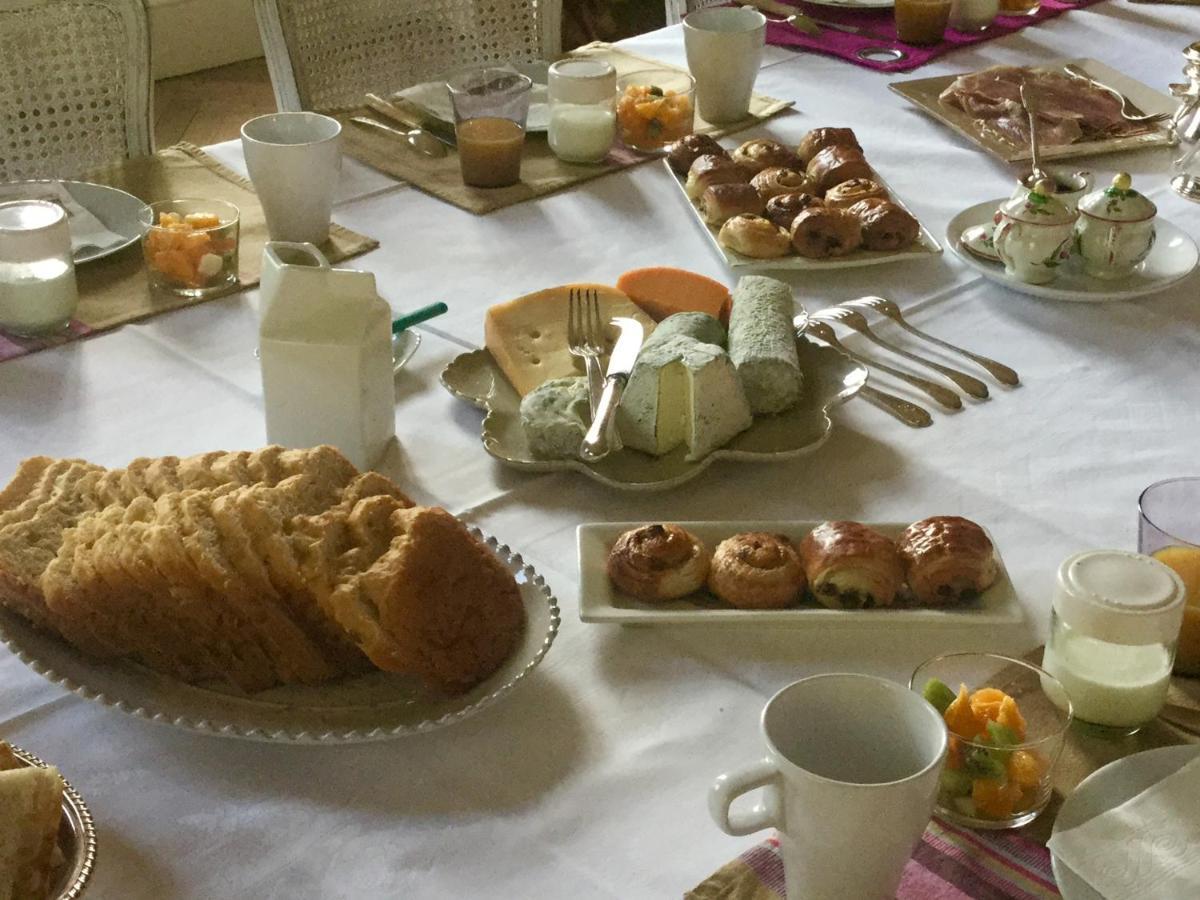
(1051, 744, 1200, 900)
(948, 200, 1199, 303)
(666, 159, 942, 270)
(577, 520, 1022, 625)
(440, 338, 866, 491)
(0, 529, 559, 743)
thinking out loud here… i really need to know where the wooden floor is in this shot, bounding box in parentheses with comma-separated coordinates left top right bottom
(154, 57, 276, 148)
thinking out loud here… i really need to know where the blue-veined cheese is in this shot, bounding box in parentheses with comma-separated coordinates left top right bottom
(727, 276, 803, 415)
(519, 376, 591, 459)
(617, 335, 753, 461)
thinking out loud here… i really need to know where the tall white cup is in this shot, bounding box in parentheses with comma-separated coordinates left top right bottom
(683, 7, 767, 124)
(709, 674, 947, 900)
(241, 112, 342, 245)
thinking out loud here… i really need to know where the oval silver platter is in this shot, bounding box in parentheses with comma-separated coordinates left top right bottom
(440, 337, 867, 491)
(0, 529, 559, 744)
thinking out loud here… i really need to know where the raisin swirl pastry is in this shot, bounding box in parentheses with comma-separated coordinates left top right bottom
(751, 166, 815, 202)
(847, 198, 920, 251)
(798, 521, 905, 609)
(897, 516, 998, 606)
(797, 126, 862, 165)
(667, 133, 727, 176)
(824, 178, 889, 209)
(719, 214, 792, 259)
(607, 524, 710, 603)
(700, 182, 766, 225)
(686, 153, 750, 200)
(731, 138, 803, 175)
(789, 207, 862, 259)
(806, 145, 873, 194)
(764, 192, 823, 230)
(708, 532, 806, 609)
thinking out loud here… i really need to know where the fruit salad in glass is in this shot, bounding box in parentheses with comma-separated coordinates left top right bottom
(141, 199, 239, 297)
(616, 70, 695, 152)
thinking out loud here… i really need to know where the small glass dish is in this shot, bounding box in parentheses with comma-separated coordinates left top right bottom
(140, 199, 239, 297)
(910, 652, 1072, 830)
(616, 69, 695, 152)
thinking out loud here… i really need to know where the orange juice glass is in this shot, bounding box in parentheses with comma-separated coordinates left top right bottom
(1139, 477, 1200, 676)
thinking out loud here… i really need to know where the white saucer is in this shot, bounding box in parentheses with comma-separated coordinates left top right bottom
(948, 199, 1199, 302)
(1051, 744, 1200, 900)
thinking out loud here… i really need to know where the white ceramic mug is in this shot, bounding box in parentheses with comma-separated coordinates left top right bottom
(709, 674, 947, 900)
(683, 7, 767, 124)
(241, 112, 342, 245)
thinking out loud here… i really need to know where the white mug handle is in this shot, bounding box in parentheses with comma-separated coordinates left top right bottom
(709, 758, 784, 836)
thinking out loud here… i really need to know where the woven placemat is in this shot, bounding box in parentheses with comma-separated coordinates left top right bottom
(335, 42, 794, 215)
(0, 143, 378, 362)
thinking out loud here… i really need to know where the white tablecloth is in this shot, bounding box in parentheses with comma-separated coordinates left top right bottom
(2, 7, 1199, 897)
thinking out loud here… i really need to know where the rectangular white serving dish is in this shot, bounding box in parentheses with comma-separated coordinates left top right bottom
(665, 158, 942, 270)
(888, 58, 1174, 165)
(578, 520, 1022, 626)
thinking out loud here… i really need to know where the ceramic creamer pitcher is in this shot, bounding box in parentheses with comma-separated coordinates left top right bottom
(258, 242, 395, 470)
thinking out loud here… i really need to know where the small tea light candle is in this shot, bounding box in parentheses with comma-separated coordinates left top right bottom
(0, 200, 79, 336)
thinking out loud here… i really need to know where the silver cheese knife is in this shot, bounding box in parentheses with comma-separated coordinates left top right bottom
(580, 317, 644, 462)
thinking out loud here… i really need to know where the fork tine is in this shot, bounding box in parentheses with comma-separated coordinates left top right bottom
(587, 287, 604, 351)
(568, 287, 579, 348)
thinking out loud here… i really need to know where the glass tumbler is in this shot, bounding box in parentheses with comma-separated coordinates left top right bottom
(140, 199, 239, 298)
(1139, 477, 1200, 676)
(0, 199, 79, 337)
(446, 67, 533, 188)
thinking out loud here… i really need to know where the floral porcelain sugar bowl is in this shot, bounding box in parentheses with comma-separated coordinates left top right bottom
(992, 178, 1078, 284)
(1074, 172, 1157, 280)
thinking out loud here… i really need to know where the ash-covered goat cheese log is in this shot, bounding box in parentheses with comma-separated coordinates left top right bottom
(726, 275, 803, 415)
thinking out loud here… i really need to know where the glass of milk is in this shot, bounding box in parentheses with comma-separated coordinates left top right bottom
(1041, 550, 1186, 735)
(0, 199, 79, 336)
(547, 59, 617, 165)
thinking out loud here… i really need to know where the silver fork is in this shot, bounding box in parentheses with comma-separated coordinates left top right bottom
(815, 307, 990, 400)
(808, 322, 961, 411)
(843, 297, 1020, 386)
(1061, 64, 1171, 125)
(567, 287, 604, 417)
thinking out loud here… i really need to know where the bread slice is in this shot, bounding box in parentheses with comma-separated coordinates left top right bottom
(0, 764, 63, 900)
(0, 459, 92, 532)
(0, 457, 54, 516)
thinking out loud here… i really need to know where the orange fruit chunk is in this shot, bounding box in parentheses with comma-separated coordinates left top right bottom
(184, 212, 221, 229)
(944, 684, 988, 741)
(996, 695, 1027, 741)
(1007, 749, 1043, 789)
(972, 778, 1021, 819)
(969, 687, 1007, 722)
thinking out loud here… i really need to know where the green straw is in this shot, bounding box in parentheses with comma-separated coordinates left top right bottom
(392, 302, 448, 334)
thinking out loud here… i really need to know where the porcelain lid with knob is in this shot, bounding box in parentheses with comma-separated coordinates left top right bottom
(997, 178, 1077, 226)
(1078, 173, 1157, 223)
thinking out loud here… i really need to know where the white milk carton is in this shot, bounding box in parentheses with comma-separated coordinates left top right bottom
(258, 242, 395, 470)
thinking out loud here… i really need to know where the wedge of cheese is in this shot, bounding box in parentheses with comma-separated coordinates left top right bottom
(616, 267, 731, 324)
(519, 376, 590, 459)
(484, 284, 656, 396)
(617, 335, 753, 461)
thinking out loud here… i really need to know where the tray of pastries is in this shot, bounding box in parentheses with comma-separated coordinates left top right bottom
(0, 446, 559, 742)
(578, 517, 1021, 624)
(440, 272, 866, 491)
(0, 742, 95, 900)
(665, 128, 941, 268)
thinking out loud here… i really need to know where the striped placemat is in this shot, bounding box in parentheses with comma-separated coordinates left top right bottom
(688, 818, 1059, 899)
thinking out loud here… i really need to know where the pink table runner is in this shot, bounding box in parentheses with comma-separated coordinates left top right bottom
(766, 0, 1106, 72)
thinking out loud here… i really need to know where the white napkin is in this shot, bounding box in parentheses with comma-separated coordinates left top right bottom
(1047, 756, 1200, 899)
(0, 180, 127, 255)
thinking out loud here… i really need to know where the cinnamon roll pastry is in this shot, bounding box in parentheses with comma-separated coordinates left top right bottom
(731, 138, 803, 175)
(798, 521, 904, 610)
(847, 198, 920, 251)
(708, 532, 806, 609)
(686, 154, 751, 200)
(667, 133, 727, 175)
(806, 145, 873, 194)
(700, 182, 766, 225)
(897, 516, 998, 606)
(764, 192, 823, 230)
(789, 207, 862, 259)
(750, 166, 815, 202)
(607, 524, 710, 603)
(718, 214, 792, 259)
(824, 178, 889, 209)
(797, 127, 862, 165)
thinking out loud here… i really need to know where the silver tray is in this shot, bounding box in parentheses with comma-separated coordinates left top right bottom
(440, 337, 867, 491)
(666, 158, 942, 270)
(889, 58, 1174, 165)
(6, 745, 96, 900)
(0, 530, 559, 744)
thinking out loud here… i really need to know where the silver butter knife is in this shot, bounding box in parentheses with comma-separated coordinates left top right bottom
(580, 317, 643, 462)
